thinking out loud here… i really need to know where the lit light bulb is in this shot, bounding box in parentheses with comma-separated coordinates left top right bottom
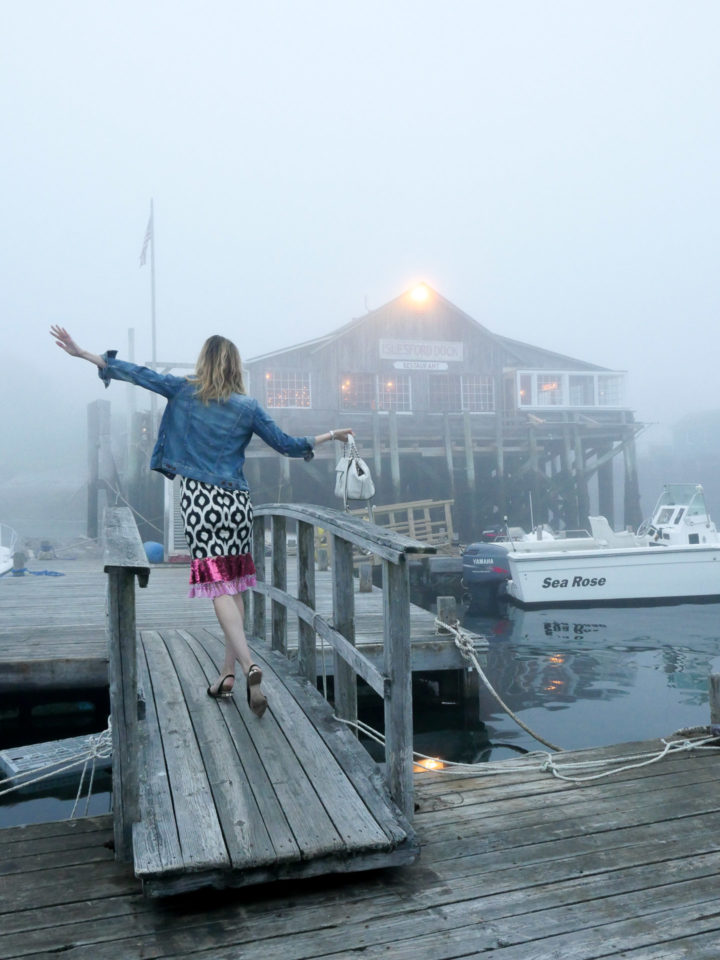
(409, 283, 430, 303)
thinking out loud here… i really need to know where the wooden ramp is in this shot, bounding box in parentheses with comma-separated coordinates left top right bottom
(133, 627, 418, 897)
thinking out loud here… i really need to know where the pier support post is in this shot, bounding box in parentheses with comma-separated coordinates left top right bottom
(332, 534, 357, 729)
(388, 410, 401, 500)
(359, 561, 373, 593)
(383, 556, 413, 820)
(103, 507, 150, 864)
(251, 515, 266, 641)
(297, 520, 316, 684)
(271, 516, 288, 654)
(436, 596, 458, 632)
(709, 674, 720, 736)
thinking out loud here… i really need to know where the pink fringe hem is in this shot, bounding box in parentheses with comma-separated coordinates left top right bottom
(187, 574, 257, 599)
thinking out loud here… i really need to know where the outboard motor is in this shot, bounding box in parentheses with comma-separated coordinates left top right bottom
(462, 542, 511, 612)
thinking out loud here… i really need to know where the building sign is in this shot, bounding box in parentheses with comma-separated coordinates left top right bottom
(393, 360, 449, 371)
(379, 339, 464, 363)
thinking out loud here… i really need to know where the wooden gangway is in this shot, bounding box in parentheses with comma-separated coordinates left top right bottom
(104, 504, 434, 896)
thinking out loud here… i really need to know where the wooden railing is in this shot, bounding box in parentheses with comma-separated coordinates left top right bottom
(250, 503, 436, 820)
(102, 507, 150, 861)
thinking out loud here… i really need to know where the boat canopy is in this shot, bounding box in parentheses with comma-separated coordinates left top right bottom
(652, 484, 709, 521)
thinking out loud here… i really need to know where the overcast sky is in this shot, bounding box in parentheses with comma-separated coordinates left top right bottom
(2, 0, 719, 485)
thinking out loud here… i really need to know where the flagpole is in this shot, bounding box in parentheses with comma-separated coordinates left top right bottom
(149, 198, 157, 423)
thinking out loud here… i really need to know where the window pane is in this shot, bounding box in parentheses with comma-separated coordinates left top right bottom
(378, 373, 411, 411)
(265, 371, 311, 408)
(463, 375, 495, 412)
(569, 375, 595, 405)
(598, 375, 623, 406)
(340, 373, 376, 410)
(519, 374, 532, 406)
(428, 374, 462, 411)
(536, 374, 563, 406)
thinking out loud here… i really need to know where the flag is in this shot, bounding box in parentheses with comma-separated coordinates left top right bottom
(139, 209, 153, 267)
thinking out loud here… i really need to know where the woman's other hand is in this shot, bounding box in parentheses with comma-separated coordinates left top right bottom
(50, 325, 82, 357)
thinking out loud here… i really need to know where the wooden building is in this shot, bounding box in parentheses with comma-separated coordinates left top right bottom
(239, 284, 643, 541)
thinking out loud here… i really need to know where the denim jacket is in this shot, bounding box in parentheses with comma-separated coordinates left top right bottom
(99, 353, 314, 491)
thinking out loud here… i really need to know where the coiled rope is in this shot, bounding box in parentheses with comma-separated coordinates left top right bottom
(333, 714, 720, 783)
(0, 726, 112, 818)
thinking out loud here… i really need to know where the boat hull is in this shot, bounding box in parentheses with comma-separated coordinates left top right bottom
(505, 544, 720, 608)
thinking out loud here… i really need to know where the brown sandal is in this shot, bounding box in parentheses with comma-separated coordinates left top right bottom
(246, 664, 267, 718)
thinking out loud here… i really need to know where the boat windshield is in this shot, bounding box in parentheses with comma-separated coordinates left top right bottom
(653, 484, 708, 519)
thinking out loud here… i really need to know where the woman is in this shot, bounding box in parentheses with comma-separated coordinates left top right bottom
(51, 325, 353, 717)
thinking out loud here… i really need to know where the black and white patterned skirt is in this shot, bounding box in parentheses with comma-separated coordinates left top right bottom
(180, 477, 257, 598)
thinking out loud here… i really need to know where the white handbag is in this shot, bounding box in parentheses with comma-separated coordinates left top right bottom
(334, 436, 375, 509)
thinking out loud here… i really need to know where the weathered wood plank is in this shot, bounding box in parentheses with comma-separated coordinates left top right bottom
(160, 629, 278, 869)
(137, 631, 229, 875)
(179, 629, 302, 863)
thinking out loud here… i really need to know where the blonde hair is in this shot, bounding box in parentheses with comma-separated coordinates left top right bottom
(192, 335, 246, 403)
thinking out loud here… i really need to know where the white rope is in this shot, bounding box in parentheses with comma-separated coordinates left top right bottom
(0, 728, 112, 815)
(435, 616, 565, 752)
(332, 714, 720, 783)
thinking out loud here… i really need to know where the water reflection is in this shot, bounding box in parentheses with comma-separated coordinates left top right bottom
(464, 602, 720, 754)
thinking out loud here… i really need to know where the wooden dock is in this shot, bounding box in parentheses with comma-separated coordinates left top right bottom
(0, 557, 481, 695)
(2, 738, 719, 957)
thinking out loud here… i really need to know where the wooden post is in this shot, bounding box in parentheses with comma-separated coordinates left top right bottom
(574, 427, 590, 527)
(388, 410, 401, 500)
(623, 426, 643, 529)
(436, 596, 458, 633)
(251, 514, 266, 641)
(297, 520, 316, 684)
(372, 410, 383, 480)
(709, 675, 720, 735)
(463, 411, 476, 490)
(103, 507, 150, 863)
(332, 534, 357, 729)
(598, 443, 615, 526)
(87, 399, 111, 540)
(383, 556, 413, 821)
(358, 561, 373, 593)
(279, 455, 291, 500)
(271, 515, 287, 654)
(495, 410, 506, 519)
(443, 414, 455, 496)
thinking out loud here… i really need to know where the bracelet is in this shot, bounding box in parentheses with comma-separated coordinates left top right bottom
(330, 430, 335, 441)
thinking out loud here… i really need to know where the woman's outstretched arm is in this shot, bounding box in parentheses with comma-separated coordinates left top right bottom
(314, 428, 354, 446)
(50, 325, 106, 369)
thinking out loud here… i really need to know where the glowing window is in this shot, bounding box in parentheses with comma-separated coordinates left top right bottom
(537, 374, 563, 406)
(340, 373, 376, 410)
(463, 375, 495, 412)
(518, 374, 532, 406)
(265, 371, 311, 408)
(379, 373, 411, 411)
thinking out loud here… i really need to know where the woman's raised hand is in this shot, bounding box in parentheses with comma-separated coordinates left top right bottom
(50, 325, 83, 357)
(331, 428, 354, 443)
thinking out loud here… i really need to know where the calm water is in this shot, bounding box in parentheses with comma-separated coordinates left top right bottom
(3, 601, 720, 826)
(463, 601, 720, 757)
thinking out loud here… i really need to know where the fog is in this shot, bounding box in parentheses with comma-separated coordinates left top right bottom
(2, 1, 719, 536)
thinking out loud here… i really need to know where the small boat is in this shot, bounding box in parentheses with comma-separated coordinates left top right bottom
(505, 484, 720, 608)
(462, 526, 596, 611)
(0, 524, 19, 576)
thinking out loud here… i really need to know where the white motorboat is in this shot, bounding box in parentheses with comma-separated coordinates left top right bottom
(0, 524, 19, 576)
(505, 484, 720, 608)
